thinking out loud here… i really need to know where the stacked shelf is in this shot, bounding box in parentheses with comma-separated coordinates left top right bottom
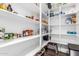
(50, 4, 77, 46)
(0, 9, 48, 26)
(0, 3, 49, 56)
(42, 33, 49, 36)
(0, 35, 40, 48)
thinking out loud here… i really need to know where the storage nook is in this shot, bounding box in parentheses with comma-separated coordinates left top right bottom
(0, 3, 79, 56)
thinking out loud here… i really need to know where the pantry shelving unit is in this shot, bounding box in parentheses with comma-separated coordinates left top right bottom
(41, 4, 50, 50)
(2, 3, 79, 56)
(26, 4, 50, 56)
(50, 3, 79, 53)
(0, 35, 40, 48)
(26, 3, 49, 56)
(51, 3, 76, 42)
(0, 9, 48, 26)
(42, 33, 49, 36)
(0, 3, 50, 56)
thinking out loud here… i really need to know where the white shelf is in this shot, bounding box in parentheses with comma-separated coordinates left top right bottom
(42, 23, 48, 26)
(42, 33, 49, 36)
(50, 12, 77, 17)
(25, 46, 41, 56)
(51, 40, 68, 45)
(61, 24, 76, 26)
(61, 4, 75, 8)
(51, 33, 76, 36)
(42, 40, 49, 48)
(0, 3, 49, 56)
(25, 40, 50, 56)
(50, 12, 77, 18)
(65, 12, 77, 16)
(50, 25, 59, 26)
(0, 9, 48, 26)
(50, 24, 77, 26)
(0, 9, 39, 24)
(0, 35, 40, 48)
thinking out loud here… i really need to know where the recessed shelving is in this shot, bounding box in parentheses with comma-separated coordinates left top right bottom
(0, 3, 49, 56)
(50, 4, 78, 48)
(50, 24, 77, 26)
(42, 23, 48, 26)
(0, 9, 48, 26)
(0, 35, 40, 48)
(0, 9, 36, 23)
(51, 33, 76, 36)
(65, 12, 77, 16)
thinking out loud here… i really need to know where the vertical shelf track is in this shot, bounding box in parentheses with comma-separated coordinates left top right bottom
(48, 9, 51, 41)
(39, 3, 42, 47)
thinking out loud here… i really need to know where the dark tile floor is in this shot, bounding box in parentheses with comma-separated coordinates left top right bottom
(41, 49, 69, 56)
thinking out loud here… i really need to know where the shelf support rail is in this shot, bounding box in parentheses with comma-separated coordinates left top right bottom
(39, 3, 42, 47)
